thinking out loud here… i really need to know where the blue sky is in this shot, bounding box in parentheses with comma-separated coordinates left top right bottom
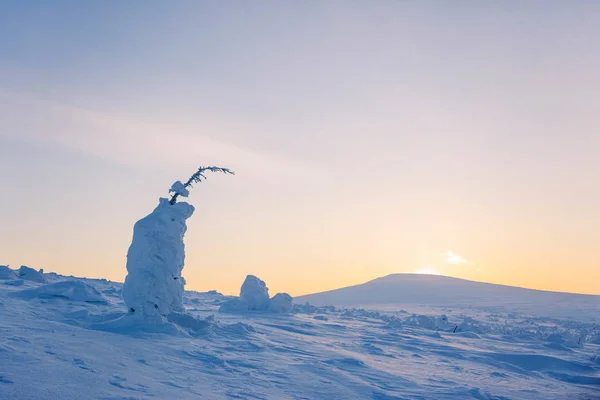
(1, 2, 599, 295)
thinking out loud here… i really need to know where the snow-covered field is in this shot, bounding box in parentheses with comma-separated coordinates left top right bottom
(1, 269, 599, 400)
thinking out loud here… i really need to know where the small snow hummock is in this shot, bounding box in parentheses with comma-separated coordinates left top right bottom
(17, 281, 107, 303)
(17, 266, 45, 283)
(219, 275, 293, 313)
(268, 293, 293, 313)
(122, 197, 194, 319)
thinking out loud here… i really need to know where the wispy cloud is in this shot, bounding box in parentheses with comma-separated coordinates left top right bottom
(0, 91, 318, 182)
(441, 251, 469, 266)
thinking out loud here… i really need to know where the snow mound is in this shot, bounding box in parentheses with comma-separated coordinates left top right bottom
(122, 198, 194, 318)
(17, 281, 107, 303)
(240, 275, 270, 311)
(219, 275, 294, 313)
(90, 313, 187, 336)
(0, 266, 17, 280)
(90, 311, 225, 338)
(166, 312, 214, 333)
(269, 293, 293, 313)
(17, 265, 45, 283)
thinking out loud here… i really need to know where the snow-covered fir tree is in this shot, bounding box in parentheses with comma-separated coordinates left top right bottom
(122, 166, 233, 320)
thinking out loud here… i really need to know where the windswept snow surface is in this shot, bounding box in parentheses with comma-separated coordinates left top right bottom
(15, 280, 107, 303)
(1, 271, 599, 399)
(0, 266, 17, 280)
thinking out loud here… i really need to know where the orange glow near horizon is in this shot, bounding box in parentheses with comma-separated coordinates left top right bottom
(413, 267, 441, 276)
(2, 191, 599, 297)
(7, 245, 597, 298)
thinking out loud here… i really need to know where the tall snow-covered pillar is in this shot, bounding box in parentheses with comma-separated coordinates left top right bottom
(122, 197, 195, 319)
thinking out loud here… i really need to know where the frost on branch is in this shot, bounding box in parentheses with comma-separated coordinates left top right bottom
(169, 166, 234, 205)
(169, 181, 189, 198)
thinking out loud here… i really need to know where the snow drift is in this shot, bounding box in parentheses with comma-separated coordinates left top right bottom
(17, 281, 107, 303)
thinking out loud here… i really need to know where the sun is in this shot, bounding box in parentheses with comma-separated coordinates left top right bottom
(414, 266, 441, 275)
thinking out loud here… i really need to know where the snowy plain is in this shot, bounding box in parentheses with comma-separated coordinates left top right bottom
(0, 268, 599, 400)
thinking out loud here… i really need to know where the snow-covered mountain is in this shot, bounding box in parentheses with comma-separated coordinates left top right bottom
(297, 274, 600, 322)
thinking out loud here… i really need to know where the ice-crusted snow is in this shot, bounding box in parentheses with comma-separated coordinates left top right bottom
(268, 292, 293, 313)
(0, 270, 599, 399)
(240, 275, 270, 311)
(0, 265, 17, 280)
(122, 198, 194, 318)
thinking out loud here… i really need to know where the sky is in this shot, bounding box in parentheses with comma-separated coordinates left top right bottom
(0, 1, 599, 296)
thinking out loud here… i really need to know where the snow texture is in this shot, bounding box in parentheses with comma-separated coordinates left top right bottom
(17, 281, 107, 303)
(0, 265, 17, 280)
(17, 265, 45, 282)
(0, 271, 599, 400)
(0, 274, 600, 400)
(169, 180, 190, 198)
(122, 198, 194, 318)
(240, 275, 270, 311)
(218, 298, 250, 313)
